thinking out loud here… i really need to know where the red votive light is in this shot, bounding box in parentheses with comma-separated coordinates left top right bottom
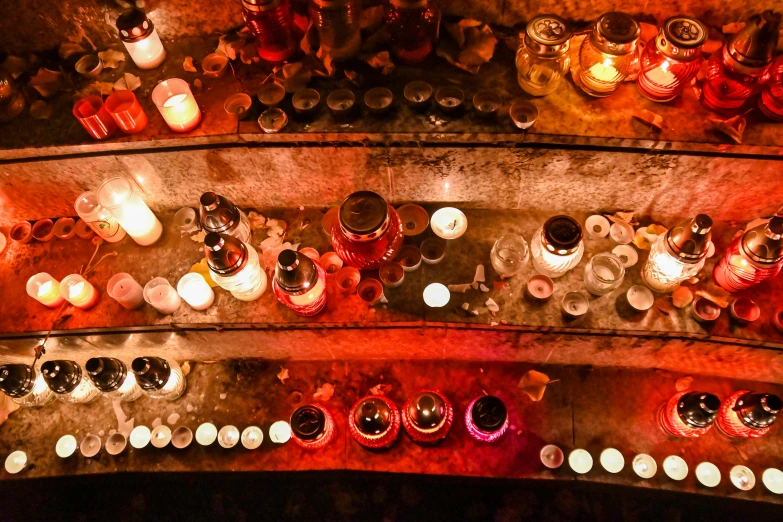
(716, 390, 781, 439)
(760, 56, 783, 121)
(659, 391, 720, 438)
(73, 96, 116, 140)
(713, 217, 783, 292)
(401, 390, 453, 444)
(105, 90, 148, 134)
(241, 0, 298, 63)
(465, 395, 508, 443)
(349, 395, 400, 449)
(273, 250, 327, 316)
(290, 404, 336, 450)
(385, 0, 439, 64)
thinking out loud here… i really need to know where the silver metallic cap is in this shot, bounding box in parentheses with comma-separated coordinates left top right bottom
(525, 14, 571, 56)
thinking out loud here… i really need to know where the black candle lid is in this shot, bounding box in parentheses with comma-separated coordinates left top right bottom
(406, 391, 446, 429)
(741, 217, 783, 266)
(542, 215, 583, 254)
(116, 9, 155, 43)
(677, 391, 720, 428)
(471, 396, 507, 432)
(353, 397, 392, 435)
(199, 192, 241, 235)
(131, 357, 171, 392)
(592, 12, 640, 55)
(727, 11, 781, 68)
(735, 392, 782, 429)
(204, 233, 248, 275)
(85, 357, 127, 393)
(339, 191, 389, 237)
(0, 364, 35, 398)
(291, 405, 326, 440)
(275, 250, 318, 296)
(41, 360, 82, 394)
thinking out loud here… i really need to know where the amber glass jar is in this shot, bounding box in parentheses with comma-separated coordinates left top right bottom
(385, 0, 440, 64)
(515, 14, 571, 96)
(578, 12, 640, 97)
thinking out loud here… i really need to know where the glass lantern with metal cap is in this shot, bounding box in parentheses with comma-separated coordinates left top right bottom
(713, 216, 783, 292)
(204, 232, 267, 301)
(660, 391, 720, 438)
(41, 360, 101, 404)
(385, 0, 440, 64)
(401, 390, 454, 443)
(516, 14, 572, 96)
(716, 391, 782, 439)
(0, 364, 55, 407)
(86, 357, 142, 402)
(242, 0, 298, 63)
(131, 357, 186, 401)
(641, 214, 712, 293)
(349, 395, 400, 449)
(116, 9, 167, 69)
(290, 404, 337, 450)
(198, 192, 251, 244)
(530, 215, 585, 278)
(578, 12, 640, 97)
(273, 250, 327, 316)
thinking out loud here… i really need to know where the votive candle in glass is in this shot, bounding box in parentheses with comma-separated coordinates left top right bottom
(98, 176, 162, 246)
(26, 273, 64, 308)
(73, 96, 116, 140)
(177, 272, 215, 311)
(60, 274, 99, 309)
(659, 391, 720, 438)
(578, 12, 640, 97)
(290, 405, 337, 450)
(401, 390, 453, 444)
(116, 9, 167, 69)
(107, 273, 144, 309)
(105, 90, 148, 134)
(716, 390, 781, 439)
(143, 277, 181, 314)
(465, 395, 508, 443)
(431, 207, 468, 239)
(152, 79, 202, 132)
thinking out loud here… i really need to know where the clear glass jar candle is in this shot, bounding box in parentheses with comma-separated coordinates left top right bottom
(85, 357, 142, 402)
(516, 14, 571, 96)
(41, 360, 101, 404)
(531, 215, 584, 279)
(60, 274, 100, 310)
(579, 12, 640, 97)
(659, 391, 720, 438)
(490, 233, 529, 278)
(26, 272, 64, 308)
(151, 78, 202, 133)
(0, 364, 55, 407)
(273, 250, 327, 316)
(132, 357, 186, 401)
(98, 176, 162, 246)
(143, 277, 182, 314)
(309, 0, 362, 60)
(583, 252, 625, 295)
(74, 191, 126, 243)
(713, 217, 783, 292)
(641, 214, 712, 293)
(116, 9, 167, 69)
(242, 0, 298, 63)
(204, 233, 267, 301)
(385, 0, 440, 64)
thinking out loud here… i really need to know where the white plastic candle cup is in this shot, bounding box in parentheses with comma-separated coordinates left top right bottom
(663, 455, 688, 481)
(357, 278, 387, 306)
(241, 426, 264, 449)
(144, 277, 182, 314)
(107, 273, 144, 309)
(540, 444, 564, 469)
(151, 425, 172, 448)
(431, 207, 468, 240)
(695, 462, 721, 488)
(218, 425, 240, 449)
(173, 207, 200, 234)
(121, 26, 166, 69)
(762, 468, 783, 494)
(568, 449, 593, 474)
(420, 238, 447, 265)
(527, 274, 554, 301)
(152, 78, 202, 133)
(130, 426, 152, 449)
(627, 285, 654, 312)
(105, 433, 128, 456)
(80, 434, 102, 458)
(612, 244, 639, 268)
(562, 292, 589, 318)
(423, 283, 450, 308)
(269, 421, 291, 444)
(632, 454, 657, 479)
(585, 215, 611, 239)
(172, 426, 193, 449)
(56, 434, 78, 458)
(98, 176, 162, 246)
(27, 273, 65, 308)
(4, 451, 27, 474)
(600, 448, 625, 473)
(201, 53, 229, 78)
(730, 465, 755, 491)
(60, 274, 99, 310)
(196, 423, 218, 446)
(177, 273, 215, 311)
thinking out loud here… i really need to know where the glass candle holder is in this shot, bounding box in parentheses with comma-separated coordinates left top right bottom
(309, 0, 362, 60)
(116, 9, 166, 69)
(143, 277, 181, 314)
(716, 390, 781, 439)
(760, 55, 783, 121)
(578, 12, 640, 97)
(385, 0, 439, 64)
(531, 215, 584, 279)
(273, 250, 328, 316)
(74, 191, 126, 243)
(637, 16, 707, 102)
(107, 273, 144, 309)
(659, 391, 720, 438)
(41, 360, 101, 404)
(490, 233, 529, 278)
(132, 357, 187, 401)
(349, 395, 400, 449)
(0, 364, 55, 408)
(516, 14, 571, 96)
(105, 90, 148, 134)
(177, 273, 215, 311)
(86, 357, 142, 402)
(401, 390, 453, 444)
(199, 192, 251, 243)
(98, 176, 162, 246)
(713, 217, 783, 292)
(583, 252, 625, 295)
(242, 0, 298, 63)
(465, 395, 508, 443)
(152, 79, 202, 133)
(26, 273, 64, 308)
(641, 215, 712, 293)
(290, 404, 337, 450)
(60, 274, 99, 310)
(73, 96, 116, 140)
(204, 233, 267, 301)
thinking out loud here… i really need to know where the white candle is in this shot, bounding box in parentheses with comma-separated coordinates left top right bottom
(143, 277, 181, 314)
(152, 79, 202, 132)
(729, 465, 755, 491)
(98, 176, 162, 246)
(196, 423, 218, 446)
(599, 448, 625, 473)
(4, 450, 27, 474)
(583, 59, 619, 93)
(695, 462, 721, 487)
(218, 425, 240, 448)
(289, 277, 326, 306)
(632, 454, 657, 479)
(151, 425, 172, 448)
(663, 455, 688, 481)
(122, 29, 166, 69)
(762, 468, 783, 494)
(107, 273, 144, 309)
(568, 449, 593, 474)
(129, 426, 151, 449)
(423, 283, 450, 308)
(431, 207, 468, 239)
(241, 426, 264, 450)
(60, 274, 99, 309)
(56, 434, 78, 458)
(269, 421, 291, 443)
(177, 273, 215, 310)
(27, 273, 64, 308)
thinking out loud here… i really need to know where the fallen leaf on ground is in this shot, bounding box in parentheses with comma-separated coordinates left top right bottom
(709, 114, 746, 144)
(183, 56, 197, 72)
(240, 42, 260, 64)
(675, 376, 693, 392)
(486, 298, 500, 314)
(722, 22, 745, 34)
(75, 81, 115, 98)
(458, 25, 497, 69)
(181, 361, 191, 377)
(98, 49, 125, 69)
(247, 211, 266, 230)
(313, 383, 335, 401)
(193, 78, 203, 93)
(113, 72, 141, 91)
(216, 33, 246, 60)
(365, 51, 395, 75)
(517, 370, 552, 401)
(189, 258, 218, 287)
(633, 109, 663, 130)
(672, 286, 694, 308)
(277, 366, 289, 384)
(29, 67, 66, 97)
(655, 296, 675, 315)
(607, 211, 636, 225)
(369, 383, 393, 395)
(30, 100, 52, 120)
(448, 283, 472, 293)
(445, 19, 483, 48)
(59, 42, 85, 59)
(696, 288, 731, 308)
(2, 55, 27, 78)
(0, 393, 20, 426)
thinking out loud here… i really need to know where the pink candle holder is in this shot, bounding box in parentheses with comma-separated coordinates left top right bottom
(105, 91, 148, 134)
(716, 390, 781, 439)
(290, 404, 337, 450)
(465, 395, 508, 443)
(73, 96, 116, 140)
(659, 391, 720, 438)
(401, 390, 453, 444)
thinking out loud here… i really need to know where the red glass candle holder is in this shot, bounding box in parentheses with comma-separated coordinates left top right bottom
(713, 217, 783, 292)
(385, 0, 439, 64)
(73, 96, 116, 140)
(716, 390, 782, 439)
(290, 404, 336, 450)
(349, 395, 400, 449)
(105, 91, 148, 134)
(659, 391, 720, 438)
(273, 250, 328, 316)
(760, 56, 783, 121)
(401, 390, 453, 444)
(465, 395, 508, 443)
(242, 0, 298, 63)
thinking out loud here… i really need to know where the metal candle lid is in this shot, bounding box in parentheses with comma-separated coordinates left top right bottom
(353, 397, 393, 435)
(591, 12, 640, 56)
(85, 357, 127, 393)
(116, 9, 155, 43)
(735, 392, 782, 429)
(525, 14, 571, 56)
(291, 405, 326, 441)
(471, 396, 508, 432)
(275, 250, 318, 295)
(131, 357, 171, 392)
(406, 391, 446, 429)
(338, 191, 391, 242)
(542, 215, 583, 254)
(241, 0, 283, 12)
(204, 233, 248, 275)
(656, 16, 708, 61)
(678, 391, 720, 428)
(390, 0, 429, 7)
(0, 364, 35, 398)
(199, 192, 240, 235)
(665, 214, 713, 263)
(41, 360, 82, 394)
(740, 217, 783, 266)
(727, 11, 781, 69)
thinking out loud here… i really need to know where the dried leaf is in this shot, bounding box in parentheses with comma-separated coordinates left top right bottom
(98, 49, 125, 69)
(113, 72, 141, 91)
(445, 19, 483, 48)
(313, 382, 335, 402)
(365, 51, 395, 75)
(277, 61, 313, 92)
(277, 366, 289, 384)
(703, 39, 723, 54)
(722, 22, 745, 34)
(672, 286, 694, 309)
(190, 258, 218, 288)
(448, 284, 472, 293)
(189, 230, 207, 243)
(632, 109, 663, 130)
(607, 211, 636, 225)
(517, 370, 551, 401)
(183, 56, 197, 72)
(74, 81, 114, 98)
(0, 393, 21, 426)
(29, 100, 52, 120)
(359, 5, 384, 32)
(695, 288, 731, 309)
(709, 115, 746, 144)
(369, 383, 392, 395)
(193, 78, 203, 93)
(675, 376, 693, 392)
(216, 33, 245, 61)
(737, 446, 749, 461)
(240, 42, 260, 64)
(181, 361, 191, 377)
(2, 55, 27, 79)
(633, 225, 664, 250)
(29, 67, 65, 97)
(247, 211, 266, 230)
(655, 297, 675, 315)
(457, 25, 497, 70)
(58, 42, 85, 59)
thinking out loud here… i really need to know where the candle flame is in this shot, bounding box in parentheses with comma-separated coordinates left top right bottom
(69, 281, 85, 299)
(38, 280, 53, 297)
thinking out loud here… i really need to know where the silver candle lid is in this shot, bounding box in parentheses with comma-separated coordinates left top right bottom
(590, 12, 640, 56)
(656, 16, 708, 61)
(525, 14, 571, 56)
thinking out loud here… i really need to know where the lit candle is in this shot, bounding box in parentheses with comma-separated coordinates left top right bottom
(129, 425, 151, 449)
(241, 426, 264, 449)
(152, 79, 202, 133)
(143, 277, 181, 315)
(568, 449, 593, 474)
(288, 277, 325, 306)
(423, 283, 450, 308)
(730, 465, 756, 491)
(26, 273, 65, 308)
(177, 273, 215, 311)
(663, 455, 688, 481)
(60, 274, 99, 310)
(644, 59, 676, 87)
(218, 425, 240, 448)
(4, 450, 27, 474)
(151, 425, 172, 448)
(431, 207, 468, 239)
(695, 462, 721, 487)
(107, 273, 144, 309)
(116, 9, 167, 69)
(583, 59, 619, 93)
(762, 468, 783, 494)
(540, 444, 564, 469)
(98, 176, 162, 246)
(196, 423, 218, 446)
(56, 434, 78, 458)
(599, 448, 625, 473)
(632, 454, 657, 479)
(269, 421, 292, 444)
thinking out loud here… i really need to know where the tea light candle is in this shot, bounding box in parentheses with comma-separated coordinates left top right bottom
(632, 454, 657, 479)
(4, 450, 27, 474)
(241, 426, 264, 450)
(584, 60, 619, 93)
(80, 434, 101, 458)
(269, 421, 292, 444)
(172, 426, 193, 449)
(663, 455, 688, 481)
(98, 176, 162, 246)
(540, 444, 564, 469)
(26, 273, 65, 308)
(730, 465, 755, 491)
(130, 425, 151, 449)
(105, 433, 128, 455)
(151, 425, 172, 448)
(143, 277, 181, 315)
(218, 425, 240, 448)
(196, 423, 218, 446)
(431, 208, 468, 240)
(696, 462, 721, 487)
(762, 468, 783, 494)
(600, 448, 625, 473)
(56, 435, 78, 458)
(568, 449, 593, 474)
(107, 273, 144, 309)
(423, 283, 450, 308)
(177, 273, 215, 311)
(152, 79, 202, 133)
(60, 274, 99, 309)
